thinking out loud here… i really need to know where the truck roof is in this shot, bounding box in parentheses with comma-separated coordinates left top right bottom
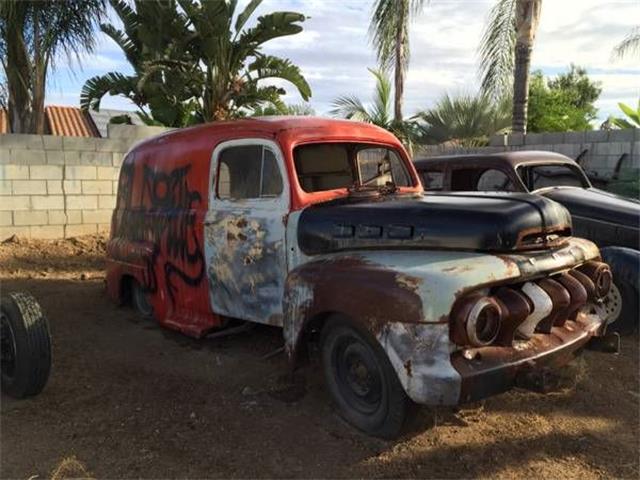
(414, 151, 578, 170)
(131, 116, 401, 151)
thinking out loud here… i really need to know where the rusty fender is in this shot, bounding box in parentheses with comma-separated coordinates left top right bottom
(283, 250, 519, 405)
(282, 237, 603, 406)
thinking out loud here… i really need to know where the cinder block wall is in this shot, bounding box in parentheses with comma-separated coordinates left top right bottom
(417, 129, 640, 181)
(0, 125, 169, 240)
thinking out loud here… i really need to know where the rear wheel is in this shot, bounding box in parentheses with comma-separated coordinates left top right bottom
(132, 280, 153, 318)
(320, 316, 410, 438)
(1, 292, 51, 398)
(601, 248, 639, 335)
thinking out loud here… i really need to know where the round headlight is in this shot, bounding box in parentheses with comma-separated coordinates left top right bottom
(466, 298, 502, 347)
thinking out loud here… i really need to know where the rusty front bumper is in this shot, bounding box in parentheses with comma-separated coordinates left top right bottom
(451, 313, 606, 404)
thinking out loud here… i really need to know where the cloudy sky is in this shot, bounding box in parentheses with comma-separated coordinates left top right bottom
(47, 0, 640, 123)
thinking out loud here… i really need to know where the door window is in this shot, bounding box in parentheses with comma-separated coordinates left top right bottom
(217, 145, 283, 200)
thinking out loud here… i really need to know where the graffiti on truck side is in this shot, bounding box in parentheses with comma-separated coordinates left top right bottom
(115, 161, 205, 305)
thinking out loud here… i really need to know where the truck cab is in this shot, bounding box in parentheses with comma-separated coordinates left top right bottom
(106, 118, 613, 438)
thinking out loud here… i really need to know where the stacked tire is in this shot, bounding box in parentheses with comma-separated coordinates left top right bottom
(1, 292, 51, 398)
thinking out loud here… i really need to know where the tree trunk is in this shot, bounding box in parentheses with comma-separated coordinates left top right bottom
(393, 3, 406, 123)
(512, 0, 542, 134)
(5, 21, 32, 133)
(512, 42, 531, 133)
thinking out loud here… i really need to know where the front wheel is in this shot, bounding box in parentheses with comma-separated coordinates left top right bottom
(320, 316, 410, 438)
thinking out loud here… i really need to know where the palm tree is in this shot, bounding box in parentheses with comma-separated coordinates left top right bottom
(0, 0, 105, 133)
(613, 26, 640, 59)
(331, 68, 417, 150)
(82, 0, 311, 126)
(478, 0, 542, 134)
(415, 93, 512, 146)
(369, 0, 427, 123)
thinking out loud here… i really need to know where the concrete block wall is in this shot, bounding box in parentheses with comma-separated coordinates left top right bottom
(0, 125, 170, 240)
(417, 128, 640, 183)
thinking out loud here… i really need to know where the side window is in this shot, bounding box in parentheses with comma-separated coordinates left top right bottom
(421, 170, 444, 190)
(476, 169, 514, 191)
(217, 145, 283, 200)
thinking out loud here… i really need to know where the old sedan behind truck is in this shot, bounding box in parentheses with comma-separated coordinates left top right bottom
(106, 118, 614, 438)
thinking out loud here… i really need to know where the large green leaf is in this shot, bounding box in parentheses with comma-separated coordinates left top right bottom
(248, 55, 311, 100)
(80, 72, 139, 111)
(235, 0, 262, 33)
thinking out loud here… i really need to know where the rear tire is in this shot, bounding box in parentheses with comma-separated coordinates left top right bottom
(320, 316, 410, 439)
(132, 280, 154, 318)
(1, 292, 51, 398)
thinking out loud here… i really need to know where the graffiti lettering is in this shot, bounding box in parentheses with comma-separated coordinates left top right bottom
(115, 161, 205, 305)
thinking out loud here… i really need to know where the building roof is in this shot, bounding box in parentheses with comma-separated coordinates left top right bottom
(88, 108, 145, 138)
(45, 106, 100, 137)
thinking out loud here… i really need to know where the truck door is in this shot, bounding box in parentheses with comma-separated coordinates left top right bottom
(204, 139, 289, 326)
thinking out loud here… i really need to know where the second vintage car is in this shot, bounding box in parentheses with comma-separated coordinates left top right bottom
(415, 151, 639, 334)
(106, 118, 614, 438)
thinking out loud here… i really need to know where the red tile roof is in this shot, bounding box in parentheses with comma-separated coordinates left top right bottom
(45, 106, 100, 137)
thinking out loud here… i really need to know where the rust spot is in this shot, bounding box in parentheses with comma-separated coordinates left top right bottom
(442, 265, 473, 274)
(237, 232, 247, 241)
(404, 359, 413, 377)
(395, 273, 421, 293)
(227, 232, 236, 241)
(236, 218, 248, 228)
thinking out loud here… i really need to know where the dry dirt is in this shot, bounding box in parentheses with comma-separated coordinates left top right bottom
(0, 234, 638, 479)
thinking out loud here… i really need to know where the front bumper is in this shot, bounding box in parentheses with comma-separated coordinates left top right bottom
(378, 312, 606, 406)
(452, 312, 605, 404)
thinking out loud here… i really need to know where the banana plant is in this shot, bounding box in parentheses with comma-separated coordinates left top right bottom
(81, 0, 311, 126)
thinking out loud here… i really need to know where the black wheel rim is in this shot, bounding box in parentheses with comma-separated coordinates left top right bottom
(134, 284, 153, 317)
(0, 312, 17, 380)
(332, 334, 383, 415)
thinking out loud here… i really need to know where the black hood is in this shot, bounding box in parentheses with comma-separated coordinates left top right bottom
(541, 187, 640, 229)
(297, 192, 572, 255)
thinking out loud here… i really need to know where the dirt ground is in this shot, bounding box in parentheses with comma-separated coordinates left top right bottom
(0, 234, 638, 479)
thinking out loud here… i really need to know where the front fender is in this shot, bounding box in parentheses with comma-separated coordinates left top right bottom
(282, 254, 425, 361)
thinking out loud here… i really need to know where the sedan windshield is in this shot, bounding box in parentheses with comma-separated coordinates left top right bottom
(293, 143, 412, 193)
(517, 163, 588, 191)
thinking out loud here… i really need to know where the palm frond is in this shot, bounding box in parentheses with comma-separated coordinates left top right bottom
(369, 68, 392, 125)
(613, 26, 640, 60)
(330, 95, 371, 122)
(80, 72, 139, 111)
(416, 93, 512, 146)
(477, 0, 516, 98)
(248, 55, 311, 101)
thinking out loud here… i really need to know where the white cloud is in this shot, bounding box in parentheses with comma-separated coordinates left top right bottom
(46, 0, 639, 123)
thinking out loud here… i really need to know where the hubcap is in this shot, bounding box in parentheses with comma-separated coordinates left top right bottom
(334, 337, 383, 414)
(597, 283, 623, 325)
(0, 312, 17, 380)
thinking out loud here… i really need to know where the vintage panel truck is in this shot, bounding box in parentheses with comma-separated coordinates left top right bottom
(106, 117, 615, 438)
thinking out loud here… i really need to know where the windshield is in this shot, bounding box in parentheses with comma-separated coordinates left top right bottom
(517, 163, 588, 191)
(294, 143, 411, 193)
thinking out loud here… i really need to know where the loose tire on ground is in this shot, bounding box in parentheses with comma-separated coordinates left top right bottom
(320, 316, 411, 439)
(601, 247, 639, 335)
(132, 280, 154, 318)
(1, 292, 52, 398)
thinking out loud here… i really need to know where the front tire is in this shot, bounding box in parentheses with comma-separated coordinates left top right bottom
(320, 316, 410, 438)
(1, 292, 52, 398)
